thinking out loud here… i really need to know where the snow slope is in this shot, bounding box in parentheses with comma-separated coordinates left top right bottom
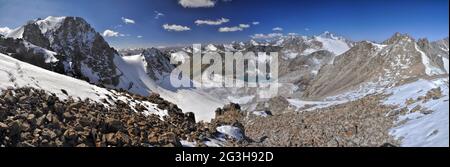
(314, 32, 351, 55)
(0, 53, 168, 119)
(384, 78, 449, 147)
(1, 53, 108, 101)
(114, 54, 225, 122)
(5, 26, 24, 39)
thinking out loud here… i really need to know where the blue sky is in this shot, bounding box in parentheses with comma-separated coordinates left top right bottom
(0, 0, 448, 48)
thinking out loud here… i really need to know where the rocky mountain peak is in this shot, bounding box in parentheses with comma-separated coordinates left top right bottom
(3, 16, 121, 86)
(383, 32, 414, 45)
(142, 47, 163, 57)
(34, 16, 67, 34)
(417, 38, 431, 50)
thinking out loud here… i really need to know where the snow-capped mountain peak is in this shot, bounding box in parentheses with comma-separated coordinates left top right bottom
(206, 44, 218, 51)
(35, 16, 67, 34)
(318, 31, 337, 39)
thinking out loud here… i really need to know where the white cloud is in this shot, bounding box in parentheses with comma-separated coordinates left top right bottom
(154, 11, 164, 19)
(102, 29, 120, 37)
(0, 27, 12, 35)
(252, 21, 260, 25)
(179, 0, 215, 8)
(272, 27, 283, 31)
(288, 33, 298, 36)
(137, 35, 143, 38)
(239, 24, 250, 28)
(305, 28, 310, 31)
(195, 18, 229, 26)
(163, 24, 191, 32)
(219, 26, 243, 32)
(219, 24, 250, 32)
(121, 17, 135, 24)
(251, 33, 283, 39)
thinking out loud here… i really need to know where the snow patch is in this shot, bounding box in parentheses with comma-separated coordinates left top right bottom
(251, 111, 270, 117)
(301, 48, 318, 56)
(180, 140, 197, 147)
(227, 95, 254, 105)
(205, 44, 217, 51)
(442, 57, 449, 73)
(288, 99, 347, 111)
(23, 41, 59, 63)
(216, 125, 244, 141)
(282, 50, 300, 59)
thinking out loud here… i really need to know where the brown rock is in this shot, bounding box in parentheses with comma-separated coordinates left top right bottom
(63, 128, 78, 143)
(158, 132, 181, 147)
(105, 118, 123, 132)
(105, 133, 117, 145)
(0, 122, 8, 130)
(8, 121, 22, 136)
(76, 143, 87, 147)
(42, 129, 57, 140)
(63, 112, 74, 121)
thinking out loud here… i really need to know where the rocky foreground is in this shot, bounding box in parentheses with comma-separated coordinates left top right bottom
(243, 95, 400, 147)
(0, 85, 444, 147)
(243, 85, 445, 147)
(0, 87, 243, 147)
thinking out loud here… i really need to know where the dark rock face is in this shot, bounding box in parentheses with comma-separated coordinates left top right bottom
(42, 17, 121, 86)
(22, 23, 51, 50)
(141, 48, 174, 80)
(0, 37, 65, 73)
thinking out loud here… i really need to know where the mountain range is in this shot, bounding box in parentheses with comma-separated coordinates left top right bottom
(1, 16, 448, 147)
